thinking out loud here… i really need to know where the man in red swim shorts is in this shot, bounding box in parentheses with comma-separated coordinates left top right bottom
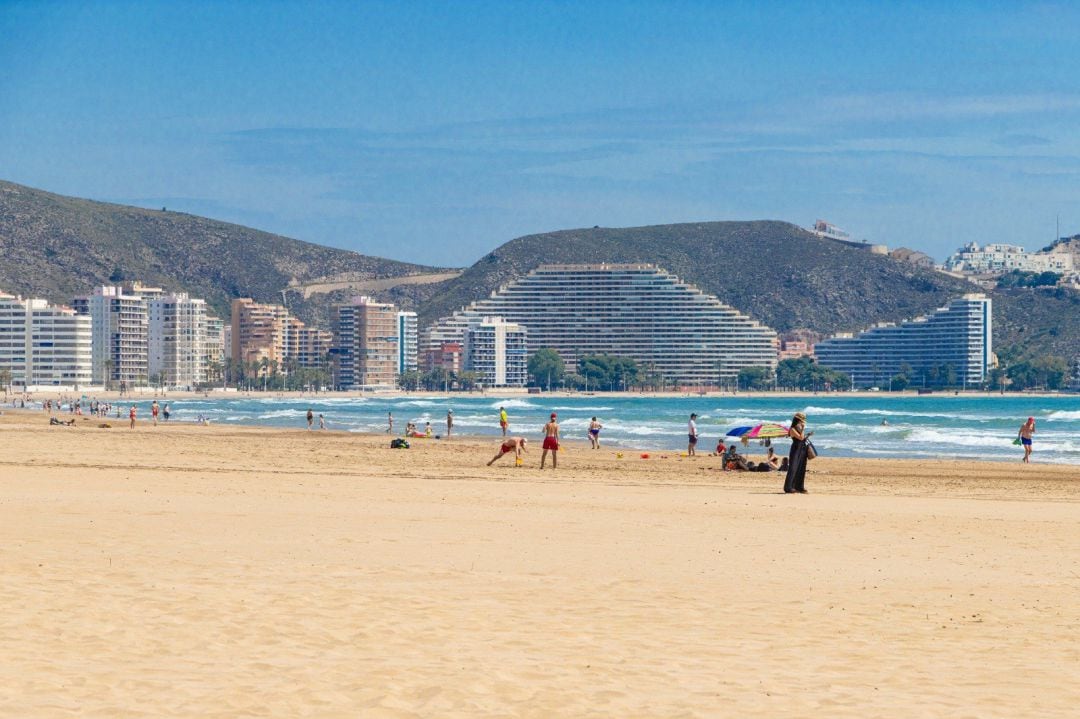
(488, 437, 527, 466)
(540, 412, 560, 469)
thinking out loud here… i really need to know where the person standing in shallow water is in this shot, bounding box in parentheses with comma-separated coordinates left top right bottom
(1018, 416, 1035, 463)
(306, 408, 314, 430)
(783, 411, 813, 494)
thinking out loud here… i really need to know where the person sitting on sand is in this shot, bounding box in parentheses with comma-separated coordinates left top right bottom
(487, 437, 527, 466)
(540, 413, 560, 469)
(765, 447, 781, 470)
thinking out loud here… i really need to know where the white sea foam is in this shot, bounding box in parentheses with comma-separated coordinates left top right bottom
(904, 428, 1012, 448)
(490, 399, 539, 409)
(1045, 410, 1080, 421)
(256, 409, 306, 419)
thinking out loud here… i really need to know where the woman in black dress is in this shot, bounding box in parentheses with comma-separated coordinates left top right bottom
(783, 411, 813, 494)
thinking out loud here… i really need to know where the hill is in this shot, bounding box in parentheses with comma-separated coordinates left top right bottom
(418, 221, 982, 336)
(0, 180, 454, 324)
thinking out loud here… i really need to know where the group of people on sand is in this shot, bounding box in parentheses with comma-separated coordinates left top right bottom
(692, 411, 812, 493)
(488, 412, 562, 469)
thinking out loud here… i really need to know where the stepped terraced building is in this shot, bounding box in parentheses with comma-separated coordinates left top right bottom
(425, 264, 777, 385)
(815, 294, 993, 388)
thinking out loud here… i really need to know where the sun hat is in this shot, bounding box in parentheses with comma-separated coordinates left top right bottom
(794, 411, 807, 421)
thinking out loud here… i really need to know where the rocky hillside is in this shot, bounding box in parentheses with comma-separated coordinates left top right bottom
(0, 180, 451, 324)
(419, 221, 980, 334)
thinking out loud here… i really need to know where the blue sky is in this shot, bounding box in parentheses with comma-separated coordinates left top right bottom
(2, 1, 1079, 267)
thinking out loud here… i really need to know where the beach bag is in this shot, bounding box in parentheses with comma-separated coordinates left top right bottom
(806, 441, 818, 460)
(390, 438, 410, 449)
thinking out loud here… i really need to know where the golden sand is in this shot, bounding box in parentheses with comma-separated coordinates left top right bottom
(1, 411, 1078, 717)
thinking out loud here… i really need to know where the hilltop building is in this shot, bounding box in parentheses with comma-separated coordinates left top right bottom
(334, 297, 399, 390)
(463, 317, 528, 388)
(397, 311, 418, 376)
(814, 294, 992, 388)
(425, 264, 777, 386)
(943, 243, 1074, 276)
(148, 292, 208, 389)
(0, 291, 92, 389)
(73, 285, 149, 387)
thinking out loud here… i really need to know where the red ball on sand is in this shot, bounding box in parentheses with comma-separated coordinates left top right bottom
(640, 453, 650, 459)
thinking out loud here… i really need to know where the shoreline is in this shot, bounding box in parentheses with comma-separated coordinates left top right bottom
(5, 387, 1077, 402)
(4, 408, 1078, 470)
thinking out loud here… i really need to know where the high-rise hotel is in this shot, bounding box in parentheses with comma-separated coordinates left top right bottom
(426, 264, 777, 385)
(814, 294, 993, 388)
(0, 291, 92, 389)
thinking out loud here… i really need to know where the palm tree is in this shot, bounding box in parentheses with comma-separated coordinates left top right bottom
(102, 359, 114, 392)
(259, 357, 271, 392)
(0, 368, 11, 397)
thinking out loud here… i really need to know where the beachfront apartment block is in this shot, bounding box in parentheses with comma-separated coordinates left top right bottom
(423, 341, 463, 375)
(0, 291, 92, 389)
(397, 311, 418, 376)
(425, 264, 778, 386)
(814, 294, 993, 388)
(464, 317, 528, 388)
(230, 298, 289, 367)
(148, 292, 207, 389)
(204, 315, 225, 366)
(334, 297, 399, 390)
(72, 285, 149, 387)
(283, 318, 333, 371)
(231, 298, 330, 375)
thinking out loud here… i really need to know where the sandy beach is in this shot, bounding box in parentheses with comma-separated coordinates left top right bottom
(1, 410, 1078, 717)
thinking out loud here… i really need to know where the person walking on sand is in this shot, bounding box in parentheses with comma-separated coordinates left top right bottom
(319, 413, 326, 430)
(499, 406, 509, 436)
(387, 411, 393, 434)
(151, 400, 159, 426)
(587, 417, 603, 448)
(128, 404, 137, 429)
(783, 411, 814, 494)
(446, 409, 454, 438)
(1018, 416, 1036, 463)
(687, 413, 699, 456)
(306, 408, 314, 430)
(488, 437, 527, 466)
(540, 413, 560, 469)
(162, 403, 170, 422)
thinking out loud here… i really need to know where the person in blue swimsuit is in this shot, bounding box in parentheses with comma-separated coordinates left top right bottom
(588, 417, 603, 449)
(1018, 417, 1035, 463)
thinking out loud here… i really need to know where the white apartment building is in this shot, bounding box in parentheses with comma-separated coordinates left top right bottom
(0, 291, 92, 389)
(397, 311, 418, 376)
(463, 317, 528, 387)
(72, 285, 149, 387)
(148, 292, 208, 389)
(815, 294, 992, 388)
(943, 242, 1074, 275)
(427, 264, 777, 385)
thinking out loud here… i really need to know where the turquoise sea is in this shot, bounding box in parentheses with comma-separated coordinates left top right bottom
(118, 393, 1080, 465)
